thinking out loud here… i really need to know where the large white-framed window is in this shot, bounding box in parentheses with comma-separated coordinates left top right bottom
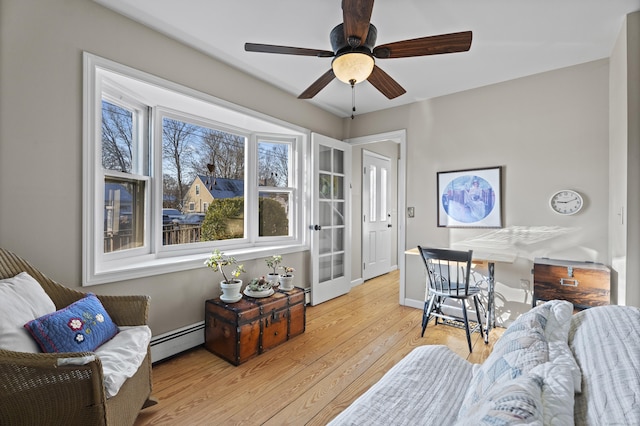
(83, 53, 308, 285)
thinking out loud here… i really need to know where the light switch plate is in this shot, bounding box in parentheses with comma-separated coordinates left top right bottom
(407, 207, 415, 218)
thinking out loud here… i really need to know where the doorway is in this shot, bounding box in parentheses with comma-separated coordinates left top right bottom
(346, 130, 407, 305)
(362, 150, 392, 280)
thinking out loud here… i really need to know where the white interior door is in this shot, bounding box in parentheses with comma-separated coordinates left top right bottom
(362, 150, 391, 280)
(310, 133, 351, 305)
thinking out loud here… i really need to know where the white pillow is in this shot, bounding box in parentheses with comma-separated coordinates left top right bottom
(0, 272, 56, 352)
(95, 325, 152, 398)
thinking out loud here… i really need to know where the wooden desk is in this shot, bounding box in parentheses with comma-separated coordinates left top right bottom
(406, 247, 516, 343)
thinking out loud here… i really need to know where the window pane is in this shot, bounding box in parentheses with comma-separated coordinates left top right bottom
(381, 168, 387, 222)
(319, 201, 331, 227)
(319, 173, 331, 199)
(162, 117, 246, 245)
(333, 176, 344, 200)
(102, 100, 133, 173)
(333, 201, 344, 226)
(333, 228, 344, 251)
(319, 145, 331, 171)
(369, 165, 377, 222)
(332, 253, 345, 279)
(104, 177, 144, 253)
(319, 229, 331, 255)
(258, 141, 290, 187)
(319, 255, 331, 282)
(258, 192, 290, 237)
(333, 149, 344, 174)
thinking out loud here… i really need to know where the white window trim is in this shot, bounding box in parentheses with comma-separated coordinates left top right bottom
(83, 52, 309, 286)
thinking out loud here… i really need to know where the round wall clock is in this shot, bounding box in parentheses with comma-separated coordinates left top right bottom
(549, 190, 583, 215)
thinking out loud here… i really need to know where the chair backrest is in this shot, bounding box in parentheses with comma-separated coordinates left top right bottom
(417, 246, 473, 296)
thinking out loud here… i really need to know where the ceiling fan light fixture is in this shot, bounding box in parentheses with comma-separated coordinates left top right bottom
(332, 52, 374, 85)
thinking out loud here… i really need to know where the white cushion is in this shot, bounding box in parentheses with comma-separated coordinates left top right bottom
(0, 272, 56, 352)
(95, 325, 152, 398)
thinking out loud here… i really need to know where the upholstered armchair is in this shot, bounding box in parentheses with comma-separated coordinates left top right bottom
(0, 248, 156, 425)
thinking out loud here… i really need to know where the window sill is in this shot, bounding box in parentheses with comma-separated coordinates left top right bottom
(86, 244, 308, 286)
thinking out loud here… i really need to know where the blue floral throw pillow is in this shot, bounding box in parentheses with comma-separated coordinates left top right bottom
(24, 294, 119, 353)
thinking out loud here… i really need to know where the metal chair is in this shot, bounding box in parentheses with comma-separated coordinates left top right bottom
(417, 246, 485, 352)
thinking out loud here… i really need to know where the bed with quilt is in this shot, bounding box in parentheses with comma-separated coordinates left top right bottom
(328, 301, 640, 425)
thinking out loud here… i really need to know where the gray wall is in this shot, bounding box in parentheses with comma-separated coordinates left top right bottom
(345, 59, 613, 324)
(0, 0, 340, 336)
(2, 0, 637, 335)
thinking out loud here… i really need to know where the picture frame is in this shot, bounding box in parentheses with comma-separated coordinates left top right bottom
(437, 166, 503, 228)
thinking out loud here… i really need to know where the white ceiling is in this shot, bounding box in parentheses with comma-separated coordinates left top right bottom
(95, 0, 640, 118)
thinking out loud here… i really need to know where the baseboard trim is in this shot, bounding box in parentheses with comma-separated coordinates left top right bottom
(150, 321, 204, 363)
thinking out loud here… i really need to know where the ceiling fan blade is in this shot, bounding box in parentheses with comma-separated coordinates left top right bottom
(298, 69, 336, 99)
(245, 43, 334, 58)
(367, 65, 406, 99)
(342, 0, 374, 46)
(373, 31, 472, 59)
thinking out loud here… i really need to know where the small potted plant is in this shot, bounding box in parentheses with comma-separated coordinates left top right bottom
(279, 266, 295, 291)
(204, 249, 246, 303)
(265, 255, 282, 284)
(244, 276, 274, 298)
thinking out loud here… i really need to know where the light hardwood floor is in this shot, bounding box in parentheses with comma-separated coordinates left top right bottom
(134, 270, 503, 425)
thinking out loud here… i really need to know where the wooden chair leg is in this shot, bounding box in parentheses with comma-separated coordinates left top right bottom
(461, 301, 473, 353)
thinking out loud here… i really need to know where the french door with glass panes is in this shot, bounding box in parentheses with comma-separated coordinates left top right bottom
(310, 133, 351, 305)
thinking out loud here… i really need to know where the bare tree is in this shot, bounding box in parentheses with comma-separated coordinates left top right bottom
(162, 174, 181, 209)
(198, 129, 245, 180)
(258, 143, 289, 187)
(162, 118, 198, 206)
(102, 101, 132, 172)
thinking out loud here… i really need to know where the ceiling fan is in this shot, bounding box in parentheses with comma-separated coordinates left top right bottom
(245, 0, 472, 101)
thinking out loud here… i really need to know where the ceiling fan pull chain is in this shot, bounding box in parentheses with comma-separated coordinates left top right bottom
(350, 79, 356, 119)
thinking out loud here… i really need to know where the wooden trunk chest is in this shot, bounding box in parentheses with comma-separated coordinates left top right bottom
(533, 257, 610, 309)
(204, 287, 305, 365)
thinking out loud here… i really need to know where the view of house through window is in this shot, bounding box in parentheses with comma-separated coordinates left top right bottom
(86, 53, 305, 284)
(161, 115, 247, 245)
(100, 100, 298, 252)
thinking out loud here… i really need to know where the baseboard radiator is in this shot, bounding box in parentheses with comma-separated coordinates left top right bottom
(150, 321, 204, 363)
